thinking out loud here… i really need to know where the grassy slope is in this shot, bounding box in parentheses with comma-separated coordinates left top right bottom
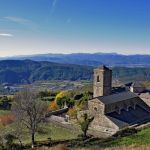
(35, 123, 78, 142)
(4, 122, 78, 145)
(38, 127, 150, 150)
(71, 127, 150, 150)
(2, 120, 150, 149)
(34, 126, 150, 150)
(109, 127, 150, 146)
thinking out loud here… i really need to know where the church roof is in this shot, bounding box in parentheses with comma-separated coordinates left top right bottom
(131, 82, 144, 88)
(96, 91, 138, 105)
(95, 65, 111, 71)
(107, 105, 150, 128)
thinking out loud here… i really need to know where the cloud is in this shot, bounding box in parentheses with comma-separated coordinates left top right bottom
(0, 33, 13, 37)
(51, 0, 58, 14)
(3, 16, 37, 30)
(4, 16, 31, 24)
(52, 0, 57, 8)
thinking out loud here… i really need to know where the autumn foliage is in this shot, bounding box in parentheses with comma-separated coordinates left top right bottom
(55, 91, 74, 108)
(67, 107, 77, 119)
(55, 91, 68, 101)
(48, 101, 59, 111)
(0, 114, 15, 126)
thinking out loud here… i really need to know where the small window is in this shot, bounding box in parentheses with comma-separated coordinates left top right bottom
(94, 107, 97, 111)
(97, 76, 100, 82)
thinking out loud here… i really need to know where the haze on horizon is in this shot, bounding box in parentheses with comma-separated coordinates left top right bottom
(0, 0, 150, 57)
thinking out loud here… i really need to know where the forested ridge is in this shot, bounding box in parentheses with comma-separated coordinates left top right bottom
(0, 60, 149, 84)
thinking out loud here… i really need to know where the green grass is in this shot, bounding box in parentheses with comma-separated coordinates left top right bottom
(0, 110, 10, 116)
(110, 127, 150, 146)
(5, 122, 79, 145)
(34, 126, 150, 150)
(3, 118, 150, 149)
(35, 123, 78, 142)
(68, 127, 150, 150)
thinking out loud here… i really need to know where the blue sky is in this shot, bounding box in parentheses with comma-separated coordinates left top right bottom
(0, 0, 150, 56)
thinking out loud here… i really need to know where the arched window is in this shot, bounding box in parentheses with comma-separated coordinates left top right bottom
(94, 107, 97, 111)
(97, 76, 100, 82)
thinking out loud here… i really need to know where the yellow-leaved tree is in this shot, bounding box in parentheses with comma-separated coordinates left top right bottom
(55, 91, 69, 108)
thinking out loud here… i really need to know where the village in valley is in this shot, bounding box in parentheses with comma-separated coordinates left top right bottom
(0, 65, 150, 150)
(1, 0, 150, 149)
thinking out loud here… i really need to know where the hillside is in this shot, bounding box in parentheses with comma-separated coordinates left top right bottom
(0, 60, 149, 84)
(0, 60, 92, 84)
(3, 53, 150, 67)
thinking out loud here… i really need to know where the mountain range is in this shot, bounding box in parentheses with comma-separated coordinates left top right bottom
(0, 59, 149, 84)
(2, 53, 150, 67)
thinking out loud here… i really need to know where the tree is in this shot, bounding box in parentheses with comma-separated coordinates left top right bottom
(67, 107, 77, 119)
(5, 134, 16, 150)
(12, 87, 48, 148)
(78, 113, 94, 139)
(55, 91, 68, 108)
(48, 101, 59, 111)
(55, 91, 68, 100)
(12, 121, 25, 148)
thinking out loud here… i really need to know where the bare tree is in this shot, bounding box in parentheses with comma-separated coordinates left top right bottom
(12, 87, 48, 148)
(12, 121, 25, 148)
(78, 113, 94, 139)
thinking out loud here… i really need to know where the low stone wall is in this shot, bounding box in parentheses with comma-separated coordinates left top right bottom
(88, 127, 112, 138)
(45, 108, 69, 117)
(46, 115, 80, 133)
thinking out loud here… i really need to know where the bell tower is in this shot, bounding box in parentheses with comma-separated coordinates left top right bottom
(93, 65, 112, 97)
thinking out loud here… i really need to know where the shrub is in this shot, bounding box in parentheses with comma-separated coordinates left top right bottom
(37, 126, 48, 134)
(0, 114, 15, 126)
(41, 96, 55, 102)
(67, 107, 77, 119)
(113, 128, 138, 137)
(5, 134, 16, 150)
(55, 91, 68, 101)
(55, 91, 69, 108)
(48, 101, 59, 111)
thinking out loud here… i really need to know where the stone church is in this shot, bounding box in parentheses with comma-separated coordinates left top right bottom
(88, 66, 150, 136)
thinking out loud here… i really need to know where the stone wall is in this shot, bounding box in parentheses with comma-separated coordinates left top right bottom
(104, 98, 137, 114)
(47, 114, 112, 138)
(93, 67, 112, 97)
(104, 97, 148, 114)
(103, 69, 112, 96)
(46, 115, 80, 133)
(90, 113, 118, 136)
(88, 98, 105, 115)
(88, 97, 146, 115)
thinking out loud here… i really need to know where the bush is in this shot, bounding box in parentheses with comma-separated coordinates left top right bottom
(41, 96, 55, 101)
(74, 93, 84, 100)
(67, 107, 77, 119)
(113, 128, 138, 137)
(37, 126, 48, 134)
(48, 101, 59, 111)
(0, 114, 15, 126)
(5, 134, 16, 150)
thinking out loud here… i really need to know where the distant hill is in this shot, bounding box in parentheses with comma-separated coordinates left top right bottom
(3, 53, 150, 67)
(0, 60, 92, 84)
(0, 60, 149, 84)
